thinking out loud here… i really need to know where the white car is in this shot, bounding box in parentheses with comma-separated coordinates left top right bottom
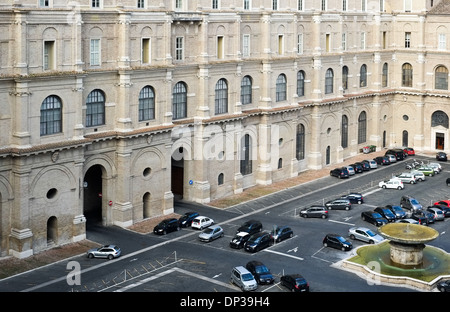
(191, 216, 214, 230)
(346, 166, 355, 176)
(395, 172, 417, 184)
(428, 162, 442, 174)
(410, 170, 426, 182)
(348, 227, 384, 244)
(386, 154, 397, 163)
(379, 178, 404, 190)
(365, 160, 378, 169)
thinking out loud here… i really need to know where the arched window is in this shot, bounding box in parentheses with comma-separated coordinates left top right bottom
(360, 64, 367, 87)
(431, 110, 449, 128)
(382, 63, 388, 88)
(342, 66, 349, 90)
(240, 134, 252, 175)
(240, 75, 252, 105)
(172, 82, 187, 120)
(276, 74, 287, 101)
(296, 124, 305, 160)
(138, 86, 155, 121)
(297, 70, 305, 97)
(402, 63, 413, 87)
(341, 115, 348, 148)
(86, 89, 105, 127)
(40, 95, 62, 135)
(218, 173, 224, 185)
(215, 78, 228, 114)
(435, 65, 449, 90)
(358, 111, 367, 144)
(325, 68, 334, 94)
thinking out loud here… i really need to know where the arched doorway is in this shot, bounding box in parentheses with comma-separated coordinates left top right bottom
(47, 216, 58, 246)
(326, 146, 331, 165)
(402, 130, 408, 147)
(143, 192, 151, 219)
(83, 165, 104, 225)
(171, 147, 185, 200)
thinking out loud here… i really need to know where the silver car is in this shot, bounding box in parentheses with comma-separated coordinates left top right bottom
(87, 245, 121, 259)
(198, 225, 224, 242)
(427, 207, 445, 221)
(348, 227, 384, 244)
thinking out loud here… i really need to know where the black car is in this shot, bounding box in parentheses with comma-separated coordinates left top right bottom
(361, 211, 388, 226)
(246, 261, 274, 285)
(236, 220, 263, 235)
(229, 232, 251, 249)
(272, 226, 294, 242)
(178, 211, 199, 227)
(437, 280, 450, 292)
(350, 163, 364, 173)
(280, 274, 309, 292)
(412, 210, 435, 225)
(340, 192, 364, 204)
(436, 152, 447, 161)
(330, 167, 349, 178)
(244, 231, 273, 252)
(385, 204, 407, 219)
(374, 156, 390, 165)
(385, 149, 405, 161)
(356, 161, 370, 171)
(322, 233, 353, 251)
(153, 218, 180, 235)
(325, 198, 351, 210)
(374, 207, 396, 222)
(299, 205, 328, 219)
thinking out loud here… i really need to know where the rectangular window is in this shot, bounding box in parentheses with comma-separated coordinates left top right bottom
(90, 39, 101, 66)
(39, 0, 50, 7)
(244, 0, 250, 10)
(404, 0, 412, 12)
(342, 33, 347, 51)
(278, 35, 284, 55)
(405, 32, 411, 48)
(361, 0, 366, 11)
(43, 41, 55, 70)
(297, 34, 304, 54)
(298, 0, 304, 11)
(175, 0, 183, 9)
(326, 34, 330, 52)
(360, 32, 366, 50)
(380, 0, 385, 12)
(342, 0, 347, 11)
(382, 31, 387, 49)
(322, 0, 327, 11)
(243, 34, 250, 57)
(217, 36, 224, 59)
(212, 0, 219, 9)
(137, 0, 145, 8)
(438, 33, 446, 50)
(175, 37, 184, 60)
(142, 38, 150, 64)
(272, 0, 278, 10)
(92, 0, 101, 8)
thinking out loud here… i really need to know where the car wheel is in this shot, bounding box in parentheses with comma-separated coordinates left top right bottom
(108, 254, 114, 260)
(88, 253, 94, 259)
(177, 226, 180, 231)
(382, 185, 387, 189)
(350, 234, 355, 240)
(345, 206, 350, 211)
(341, 246, 346, 251)
(163, 230, 167, 235)
(410, 181, 415, 184)
(369, 240, 374, 244)
(302, 214, 307, 218)
(323, 242, 328, 247)
(397, 186, 402, 190)
(321, 214, 327, 219)
(357, 200, 362, 204)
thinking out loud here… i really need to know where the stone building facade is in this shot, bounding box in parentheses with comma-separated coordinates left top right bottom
(0, 0, 449, 258)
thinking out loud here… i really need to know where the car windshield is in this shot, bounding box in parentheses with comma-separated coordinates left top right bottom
(295, 278, 307, 285)
(373, 213, 383, 218)
(337, 236, 347, 243)
(242, 273, 254, 281)
(255, 265, 270, 274)
(202, 228, 213, 234)
(366, 230, 377, 237)
(411, 199, 419, 205)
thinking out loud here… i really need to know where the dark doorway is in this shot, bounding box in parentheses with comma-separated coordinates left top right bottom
(436, 133, 445, 150)
(383, 131, 386, 148)
(171, 147, 185, 200)
(402, 130, 408, 147)
(83, 165, 103, 224)
(47, 216, 57, 246)
(326, 146, 331, 165)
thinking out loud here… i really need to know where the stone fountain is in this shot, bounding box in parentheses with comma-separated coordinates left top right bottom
(339, 223, 450, 291)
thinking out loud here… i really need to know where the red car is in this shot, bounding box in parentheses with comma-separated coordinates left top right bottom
(404, 147, 415, 156)
(434, 200, 450, 208)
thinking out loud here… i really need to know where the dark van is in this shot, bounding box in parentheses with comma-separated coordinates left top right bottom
(385, 149, 404, 161)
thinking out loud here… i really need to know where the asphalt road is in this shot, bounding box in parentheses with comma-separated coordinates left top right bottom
(1, 154, 449, 302)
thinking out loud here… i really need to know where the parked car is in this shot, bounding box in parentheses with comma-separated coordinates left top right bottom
(437, 280, 450, 292)
(428, 162, 442, 174)
(87, 245, 121, 260)
(322, 233, 353, 251)
(433, 199, 450, 209)
(229, 232, 251, 249)
(396, 218, 419, 224)
(198, 225, 224, 242)
(340, 192, 364, 204)
(191, 216, 214, 230)
(400, 195, 423, 212)
(236, 220, 262, 235)
(280, 274, 309, 292)
(416, 166, 435, 176)
(244, 231, 273, 252)
(378, 178, 404, 190)
(447, 178, 450, 186)
(430, 204, 450, 217)
(426, 207, 445, 221)
(348, 227, 384, 244)
(436, 152, 447, 161)
(385, 149, 405, 160)
(361, 211, 388, 226)
(245, 261, 274, 285)
(345, 166, 355, 176)
(374, 207, 396, 222)
(272, 226, 294, 242)
(230, 266, 257, 291)
(410, 170, 426, 182)
(330, 167, 349, 178)
(403, 147, 415, 156)
(363, 159, 378, 169)
(350, 163, 364, 173)
(178, 211, 199, 227)
(385, 154, 397, 163)
(385, 204, 407, 219)
(325, 198, 352, 210)
(395, 172, 417, 184)
(411, 212, 430, 225)
(374, 156, 390, 165)
(356, 161, 370, 171)
(153, 218, 180, 235)
(300, 205, 328, 219)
